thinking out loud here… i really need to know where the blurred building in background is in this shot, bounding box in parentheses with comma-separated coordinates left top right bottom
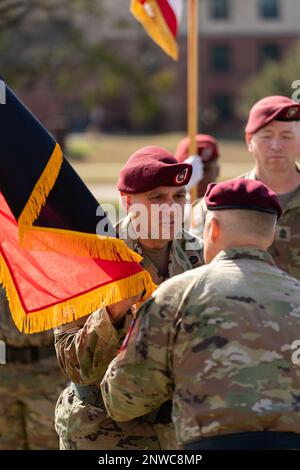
(190, 0, 300, 134)
(16, 0, 300, 136)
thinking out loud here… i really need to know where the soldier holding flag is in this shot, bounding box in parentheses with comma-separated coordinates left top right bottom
(54, 146, 204, 450)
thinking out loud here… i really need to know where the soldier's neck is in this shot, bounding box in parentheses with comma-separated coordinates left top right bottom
(255, 166, 300, 194)
(138, 238, 170, 251)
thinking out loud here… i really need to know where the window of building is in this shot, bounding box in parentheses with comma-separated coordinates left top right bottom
(259, 0, 280, 19)
(213, 94, 233, 120)
(210, 0, 230, 19)
(260, 44, 281, 65)
(211, 45, 231, 72)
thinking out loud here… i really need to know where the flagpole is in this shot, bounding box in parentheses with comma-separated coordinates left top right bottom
(187, 0, 198, 204)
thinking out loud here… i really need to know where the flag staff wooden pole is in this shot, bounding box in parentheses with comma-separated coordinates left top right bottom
(187, 0, 198, 204)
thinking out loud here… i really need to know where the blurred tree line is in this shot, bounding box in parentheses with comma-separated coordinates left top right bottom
(239, 40, 300, 119)
(0, 0, 175, 132)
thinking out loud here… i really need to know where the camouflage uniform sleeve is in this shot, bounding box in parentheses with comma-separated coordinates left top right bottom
(101, 295, 174, 422)
(54, 308, 131, 385)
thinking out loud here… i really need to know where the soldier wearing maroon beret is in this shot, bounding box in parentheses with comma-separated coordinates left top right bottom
(174, 134, 220, 233)
(102, 178, 300, 451)
(192, 96, 300, 281)
(175, 134, 220, 200)
(243, 96, 300, 280)
(205, 178, 282, 217)
(118, 145, 193, 194)
(55, 146, 204, 451)
(203, 177, 282, 266)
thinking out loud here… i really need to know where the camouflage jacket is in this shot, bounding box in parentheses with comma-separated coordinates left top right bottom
(0, 288, 53, 348)
(101, 248, 300, 446)
(54, 215, 204, 385)
(190, 168, 300, 281)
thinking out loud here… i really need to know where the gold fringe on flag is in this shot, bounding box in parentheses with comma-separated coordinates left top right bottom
(20, 226, 143, 263)
(131, 0, 178, 60)
(18, 142, 63, 233)
(0, 253, 156, 334)
(16, 141, 143, 264)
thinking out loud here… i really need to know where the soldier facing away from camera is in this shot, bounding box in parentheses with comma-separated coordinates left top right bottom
(102, 178, 300, 450)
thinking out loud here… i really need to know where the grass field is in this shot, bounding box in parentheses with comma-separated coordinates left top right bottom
(66, 132, 254, 203)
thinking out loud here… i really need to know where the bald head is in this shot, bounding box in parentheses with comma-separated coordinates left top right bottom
(204, 209, 277, 263)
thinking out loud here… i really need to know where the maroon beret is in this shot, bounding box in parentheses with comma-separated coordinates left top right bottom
(245, 96, 300, 134)
(205, 178, 282, 218)
(175, 134, 219, 163)
(117, 146, 192, 194)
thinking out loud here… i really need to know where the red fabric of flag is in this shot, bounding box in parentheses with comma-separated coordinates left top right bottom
(0, 193, 154, 333)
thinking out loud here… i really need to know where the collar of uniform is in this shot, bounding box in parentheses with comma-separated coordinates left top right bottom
(169, 229, 204, 274)
(116, 216, 203, 273)
(243, 168, 256, 180)
(211, 247, 276, 267)
(114, 215, 138, 252)
(115, 215, 170, 280)
(169, 230, 193, 270)
(281, 162, 300, 212)
(245, 162, 300, 179)
(241, 165, 300, 213)
(283, 183, 300, 212)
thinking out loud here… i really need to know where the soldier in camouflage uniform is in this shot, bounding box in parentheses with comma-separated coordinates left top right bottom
(102, 178, 300, 450)
(191, 96, 300, 281)
(54, 146, 204, 450)
(0, 288, 66, 449)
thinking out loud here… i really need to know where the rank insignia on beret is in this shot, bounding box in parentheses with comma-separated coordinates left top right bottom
(175, 168, 189, 185)
(286, 107, 298, 119)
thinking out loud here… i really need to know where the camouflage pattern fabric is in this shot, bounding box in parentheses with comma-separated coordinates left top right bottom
(54, 216, 204, 450)
(191, 168, 300, 281)
(0, 289, 66, 450)
(116, 215, 204, 284)
(101, 248, 300, 447)
(0, 355, 67, 449)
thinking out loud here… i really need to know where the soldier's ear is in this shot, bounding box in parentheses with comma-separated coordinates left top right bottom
(120, 193, 131, 211)
(210, 216, 220, 242)
(245, 132, 253, 152)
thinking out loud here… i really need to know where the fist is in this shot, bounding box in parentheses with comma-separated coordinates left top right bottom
(107, 294, 142, 324)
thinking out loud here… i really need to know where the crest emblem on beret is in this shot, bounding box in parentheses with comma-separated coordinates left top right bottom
(175, 168, 189, 184)
(202, 147, 212, 160)
(286, 106, 298, 119)
(202, 147, 212, 158)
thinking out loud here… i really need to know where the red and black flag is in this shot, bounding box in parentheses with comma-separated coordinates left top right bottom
(0, 78, 155, 333)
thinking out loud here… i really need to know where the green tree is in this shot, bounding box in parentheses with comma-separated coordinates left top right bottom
(0, 0, 174, 131)
(0, 0, 100, 30)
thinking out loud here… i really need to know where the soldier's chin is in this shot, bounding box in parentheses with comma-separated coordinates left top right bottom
(159, 223, 181, 240)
